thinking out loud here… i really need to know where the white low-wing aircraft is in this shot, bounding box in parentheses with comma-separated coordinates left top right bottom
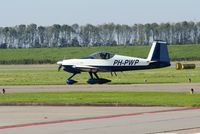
(57, 40, 170, 84)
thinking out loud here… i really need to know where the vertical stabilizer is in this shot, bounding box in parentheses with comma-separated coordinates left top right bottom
(147, 41, 170, 63)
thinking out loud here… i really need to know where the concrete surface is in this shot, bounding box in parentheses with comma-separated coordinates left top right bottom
(0, 106, 200, 134)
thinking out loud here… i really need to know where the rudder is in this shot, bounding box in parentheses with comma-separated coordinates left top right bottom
(147, 40, 170, 63)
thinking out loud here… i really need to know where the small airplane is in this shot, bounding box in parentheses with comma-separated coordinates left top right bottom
(57, 40, 170, 84)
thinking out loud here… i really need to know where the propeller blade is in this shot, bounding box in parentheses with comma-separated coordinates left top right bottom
(58, 65, 62, 72)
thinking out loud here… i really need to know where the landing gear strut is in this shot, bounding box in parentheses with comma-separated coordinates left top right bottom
(87, 72, 111, 84)
(66, 72, 111, 85)
(66, 73, 77, 85)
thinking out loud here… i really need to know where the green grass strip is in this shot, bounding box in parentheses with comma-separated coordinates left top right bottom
(0, 67, 200, 85)
(1, 45, 200, 64)
(0, 92, 200, 107)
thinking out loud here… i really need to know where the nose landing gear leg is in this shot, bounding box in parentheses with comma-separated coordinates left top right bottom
(66, 73, 77, 85)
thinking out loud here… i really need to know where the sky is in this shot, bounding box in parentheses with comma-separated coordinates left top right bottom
(0, 0, 199, 27)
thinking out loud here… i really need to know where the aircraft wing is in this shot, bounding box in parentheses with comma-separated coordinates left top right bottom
(73, 65, 100, 72)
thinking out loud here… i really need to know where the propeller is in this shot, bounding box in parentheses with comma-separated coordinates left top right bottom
(58, 64, 62, 72)
(57, 61, 63, 72)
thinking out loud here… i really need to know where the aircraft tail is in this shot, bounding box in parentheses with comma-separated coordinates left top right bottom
(147, 40, 170, 67)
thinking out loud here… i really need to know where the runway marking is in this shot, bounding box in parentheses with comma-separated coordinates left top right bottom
(0, 107, 200, 130)
(156, 126, 200, 134)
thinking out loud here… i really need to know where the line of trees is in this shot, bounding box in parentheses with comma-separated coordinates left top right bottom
(0, 21, 200, 48)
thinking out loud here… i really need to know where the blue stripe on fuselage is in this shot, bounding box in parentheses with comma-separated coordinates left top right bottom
(62, 62, 170, 73)
(95, 61, 170, 72)
(63, 65, 81, 73)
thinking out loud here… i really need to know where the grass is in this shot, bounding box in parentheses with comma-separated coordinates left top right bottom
(0, 45, 200, 64)
(0, 66, 200, 85)
(0, 92, 200, 107)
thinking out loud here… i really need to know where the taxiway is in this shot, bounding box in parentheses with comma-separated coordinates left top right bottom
(0, 83, 199, 93)
(0, 106, 200, 134)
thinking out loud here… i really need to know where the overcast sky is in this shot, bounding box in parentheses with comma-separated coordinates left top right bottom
(0, 0, 199, 27)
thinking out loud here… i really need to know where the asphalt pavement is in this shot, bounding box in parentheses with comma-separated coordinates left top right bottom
(0, 106, 200, 134)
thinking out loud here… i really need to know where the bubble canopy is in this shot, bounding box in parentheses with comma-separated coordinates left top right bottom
(82, 52, 115, 59)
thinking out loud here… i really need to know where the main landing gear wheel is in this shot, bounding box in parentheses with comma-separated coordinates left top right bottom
(87, 78, 111, 84)
(87, 72, 111, 84)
